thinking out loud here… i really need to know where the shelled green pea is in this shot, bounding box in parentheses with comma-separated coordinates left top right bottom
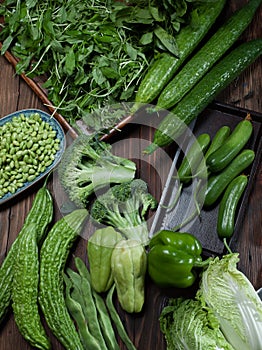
(0, 112, 60, 199)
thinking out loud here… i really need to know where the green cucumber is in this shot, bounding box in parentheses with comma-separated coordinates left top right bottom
(157, 0, 262, 110)
(217, 175, 248, 239)
(133, 0, 226, 109)
(143, 39, 262, 154)
(177, 133, 211, 184)
(204, 149, 254, 207)
(197, 125, 231, 179)
(206, 116, 253, 173)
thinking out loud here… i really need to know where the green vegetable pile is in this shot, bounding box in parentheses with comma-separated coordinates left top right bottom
(0, 181, 137, 350)
(147, 116, 255, 290)
(140, 0, 262, 154)
(177, 117, 253, 237)
(0, 122, 259, 349)
(64, 256, 137, 350)
(57, 132, 157, 313)
(160, 253, 262, 350)
(57, 134, 157, 314)
(0, 2, 261, 348)
(0, 0, 210, 130)
(0, 112, 60, 199)
(202, 117, 255, 239)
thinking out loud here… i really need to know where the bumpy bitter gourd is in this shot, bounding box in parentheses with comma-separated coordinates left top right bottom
(39, 209, 88, 350)
(0, 182, 53, 323)
(12, 223, 51, 350)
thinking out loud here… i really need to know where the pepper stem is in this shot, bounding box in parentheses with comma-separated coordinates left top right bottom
(194, 257, 213, 268)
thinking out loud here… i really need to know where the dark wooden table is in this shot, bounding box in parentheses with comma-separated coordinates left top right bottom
(0, 1, 261, 349)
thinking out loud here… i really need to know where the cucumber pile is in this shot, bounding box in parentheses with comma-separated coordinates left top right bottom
(175, 115, 255, 241)
(135, 0, 262, 154)
(134, 0, 227, 107)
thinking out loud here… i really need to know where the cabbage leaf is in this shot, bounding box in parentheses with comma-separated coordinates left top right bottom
(196, 253, 262, 350)
(160, 297, 235, 350)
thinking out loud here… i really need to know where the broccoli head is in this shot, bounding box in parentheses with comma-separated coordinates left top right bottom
(58, 135, 136, 207)
(90, 179, 157, 244)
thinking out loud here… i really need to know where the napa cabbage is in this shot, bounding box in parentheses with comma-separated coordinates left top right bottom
(196, 253, 262, 350)
(160, 298, 234, 350)
(159, 253, 262, 350)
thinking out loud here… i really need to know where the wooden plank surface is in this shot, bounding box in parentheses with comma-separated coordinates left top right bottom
(0, 1, 261, 349)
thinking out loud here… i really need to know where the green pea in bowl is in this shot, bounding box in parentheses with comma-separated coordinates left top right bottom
(0, 109, 66, 205)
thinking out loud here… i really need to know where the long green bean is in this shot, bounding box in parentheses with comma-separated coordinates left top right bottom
(74, 257, 120, 350)
(106, 285, 137, 350)
(73, 259, 108, 350)
(92, 292, 121, 350)
(65, 258, 137, 350)
(64, 274, 101, 350)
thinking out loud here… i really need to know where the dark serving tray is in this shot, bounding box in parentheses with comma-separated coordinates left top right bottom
(148, 101, 262, 256)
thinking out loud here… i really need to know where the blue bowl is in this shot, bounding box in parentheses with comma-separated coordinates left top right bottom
(0, 109, 66, 205)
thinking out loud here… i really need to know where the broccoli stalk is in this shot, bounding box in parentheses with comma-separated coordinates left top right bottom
(90, 179, 157, 244)
(58, 135, 136, 207)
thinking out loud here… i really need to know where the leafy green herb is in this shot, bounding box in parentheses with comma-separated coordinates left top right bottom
(0, 0, 213, 130)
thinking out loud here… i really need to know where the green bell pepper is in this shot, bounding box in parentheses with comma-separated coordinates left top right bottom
(87, 226, 122, 293)
(148, 230, 208, 288)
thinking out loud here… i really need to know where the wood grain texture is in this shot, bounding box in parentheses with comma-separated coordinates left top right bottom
(0, 1, 261, 349)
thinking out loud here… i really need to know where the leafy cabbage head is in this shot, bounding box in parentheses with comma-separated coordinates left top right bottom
(197, 253, 262, 350)
(160, 297, 235, 350)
